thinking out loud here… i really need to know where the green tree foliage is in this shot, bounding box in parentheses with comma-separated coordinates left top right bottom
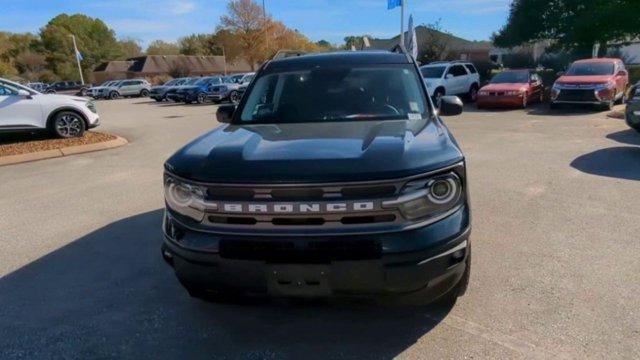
(178, 34, 217, 55)
(117, 38, 143, 59)
(494, 0, 640, 53)
(40, 14, 122, 82)
(146, 40, 180, 55)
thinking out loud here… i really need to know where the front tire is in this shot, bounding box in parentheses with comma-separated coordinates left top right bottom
(49, 111, 86, 138)
(433, 88, 445, 108)
(196, 92, 207, 104)
(140, 89, 149, 97)
(109, 91, 119, 100)
(467, 84, 479, 103)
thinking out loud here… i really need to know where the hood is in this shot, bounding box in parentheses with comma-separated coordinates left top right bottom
(480, 83, 529, 92)
(37, 93, 87, 102)
(556, 75, 613, 85)
(165, 119, 464, 183)
(151, 86, 168, 91)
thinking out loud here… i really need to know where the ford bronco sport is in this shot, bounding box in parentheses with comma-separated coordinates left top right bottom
(162, 51, 471, 304)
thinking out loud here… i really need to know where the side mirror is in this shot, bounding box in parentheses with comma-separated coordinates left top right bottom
(216, 104, 236, 123)
(439, 96, 463, 116)
(445, 73, 454, 80)
(17, 89, 31, 97)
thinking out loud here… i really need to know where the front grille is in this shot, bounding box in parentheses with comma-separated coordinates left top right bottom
(557, 89, 597, 102)
(197, 180, 406, 234)
(489, 91, 505, 96)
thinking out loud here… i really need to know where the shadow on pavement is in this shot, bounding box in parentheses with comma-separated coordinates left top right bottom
(0, 209, 451, 359)
(606, 129, 640, 146)
(571, 146, 640, 181)
(526, 104, 603, 117)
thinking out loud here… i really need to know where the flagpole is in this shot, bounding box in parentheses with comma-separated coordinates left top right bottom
(400, 0, 406, 52)
(69, 34, 84, 85)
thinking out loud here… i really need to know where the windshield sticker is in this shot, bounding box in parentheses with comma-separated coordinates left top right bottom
(408, 113, 422, 120)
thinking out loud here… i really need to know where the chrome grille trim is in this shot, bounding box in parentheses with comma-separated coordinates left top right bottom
(165, 161, 464, 235)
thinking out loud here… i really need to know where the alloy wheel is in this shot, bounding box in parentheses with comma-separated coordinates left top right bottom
(56, 114, 83, 137)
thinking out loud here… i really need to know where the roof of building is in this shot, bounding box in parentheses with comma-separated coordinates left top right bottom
(94, 55, 255, 75)
(368, 26, 492, 53)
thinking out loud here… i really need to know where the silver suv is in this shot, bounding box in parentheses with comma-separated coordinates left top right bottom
(97, 79, 151, 100)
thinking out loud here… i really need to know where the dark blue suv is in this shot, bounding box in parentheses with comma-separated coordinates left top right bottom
(167, 76, 223, 104)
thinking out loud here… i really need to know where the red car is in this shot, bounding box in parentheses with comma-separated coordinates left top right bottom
(550, 58, 629, 110)
(477, 69, 544, 109)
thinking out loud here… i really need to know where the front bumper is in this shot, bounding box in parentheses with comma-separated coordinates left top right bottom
(161, 204, 470, 298)
(477, 95, 523, 108)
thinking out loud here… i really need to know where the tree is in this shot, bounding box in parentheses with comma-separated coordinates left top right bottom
(40, 14, 122, 82)
(218, 0, 270, 69)
(419, 20, 455, 63)
(494, 0, 640, 54)
(146, 40, 180, 55)
(118, 38, 143, 59)
(316, 40, 333, 50)
(178, 34, 217, 55)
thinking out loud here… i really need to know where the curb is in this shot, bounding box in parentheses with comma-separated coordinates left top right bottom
(0, 135, 128, 167)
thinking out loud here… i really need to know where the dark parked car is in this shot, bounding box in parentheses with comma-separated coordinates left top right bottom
(46, 81, 90, 96)
(167, 76, 223, 104)
(161, 51, 470, 304)
(625, 82, 640, 132)
(149, 77, 190, 102)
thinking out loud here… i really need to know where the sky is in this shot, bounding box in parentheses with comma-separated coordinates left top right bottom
(0, 0, 511, 47)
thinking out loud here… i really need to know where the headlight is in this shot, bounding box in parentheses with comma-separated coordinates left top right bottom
(383, 172, 463, 221)
(594, 81, 615, 91)
(164, 175, 207, 222)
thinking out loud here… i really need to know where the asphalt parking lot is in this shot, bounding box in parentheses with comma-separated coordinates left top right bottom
(1, 98, 639, 359)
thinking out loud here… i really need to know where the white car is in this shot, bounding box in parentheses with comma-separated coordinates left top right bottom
(0, 78, 100, 138)
(420, 61, 480, 104)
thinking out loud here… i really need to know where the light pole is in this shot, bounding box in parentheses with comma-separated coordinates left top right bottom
(69, 34, 85, 84)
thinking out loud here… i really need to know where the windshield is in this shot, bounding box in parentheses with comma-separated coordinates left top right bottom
(185, 78, 200, 85)
(490, 71, 530, 84)
(566, 63, 614, 76)
(195, 77, 216, 85)
(240, 64, 429, 123)
(228, 75, 243, 83)
(420, 66, 446, 78)
(164, 79, 180, 86)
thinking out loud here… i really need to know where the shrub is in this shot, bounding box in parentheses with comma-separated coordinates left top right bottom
(628, 65, 640, 85)
(474, 59, 497, 84)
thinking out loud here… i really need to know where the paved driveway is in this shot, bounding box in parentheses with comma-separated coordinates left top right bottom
(1, 98, 639, 359)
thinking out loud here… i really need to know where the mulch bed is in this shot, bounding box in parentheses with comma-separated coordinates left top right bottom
(0, 131, 117, 157)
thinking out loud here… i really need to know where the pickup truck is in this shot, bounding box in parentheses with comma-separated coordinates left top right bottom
(161, 52, 471, 304)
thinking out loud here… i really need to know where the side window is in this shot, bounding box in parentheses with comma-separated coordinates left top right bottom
(0, 83, 18, 95)
(132, 81, 142, 85)
(464, 64, 477, 74)
(448, 65, 467, 77)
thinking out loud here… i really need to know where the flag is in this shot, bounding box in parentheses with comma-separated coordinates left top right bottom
(405, 14, 418, 60)
(387, 0, 402, 10)
(75, 50, 83, 62)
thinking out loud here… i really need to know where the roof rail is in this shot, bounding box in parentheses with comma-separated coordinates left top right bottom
(272, 50, 307, 60)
